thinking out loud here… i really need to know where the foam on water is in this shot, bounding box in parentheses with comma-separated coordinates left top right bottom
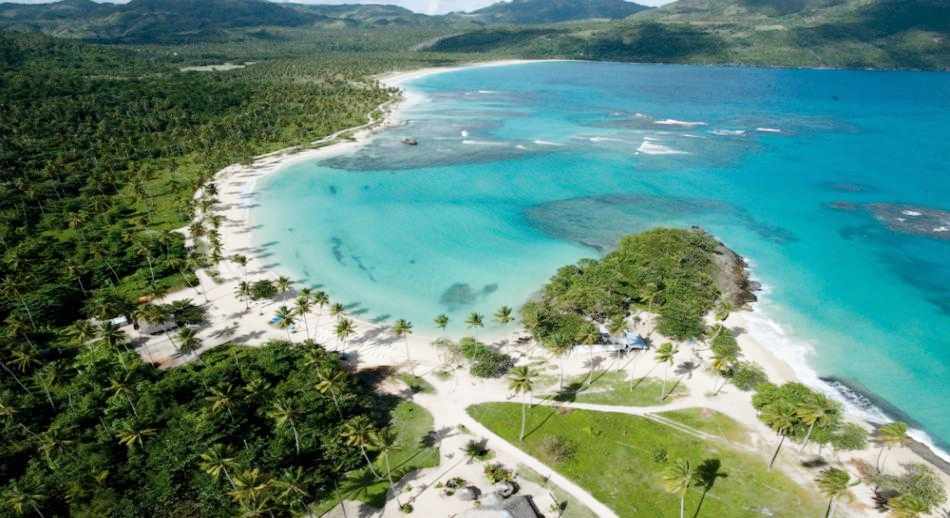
(637, 140, 688, 155)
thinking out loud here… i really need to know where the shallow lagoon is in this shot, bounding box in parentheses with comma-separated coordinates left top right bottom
(256, 61, 950, 450)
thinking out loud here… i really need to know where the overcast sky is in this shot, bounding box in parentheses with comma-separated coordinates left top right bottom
(8, 0, 675, 15)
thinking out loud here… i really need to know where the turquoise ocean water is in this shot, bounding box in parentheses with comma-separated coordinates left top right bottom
(255, 61, 949, 452)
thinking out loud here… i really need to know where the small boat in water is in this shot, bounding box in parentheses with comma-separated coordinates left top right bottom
(401, 138, 418, 146)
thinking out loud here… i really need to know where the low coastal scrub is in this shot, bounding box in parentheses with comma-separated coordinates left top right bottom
(451, 337, 515, 378)
(469, 402, 824, 517)
(521, 228, 724, 353)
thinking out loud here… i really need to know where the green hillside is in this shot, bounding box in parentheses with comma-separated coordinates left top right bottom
(461, 0, 650, 24)
(427, 0, 950, 69)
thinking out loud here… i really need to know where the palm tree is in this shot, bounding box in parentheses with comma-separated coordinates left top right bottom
(335, 318, 355, 349)
(116, 422, 156, 450)
(392, 319, 413, 364)
(108, 374, 139, 417)
(65, 320, 96, 348)
(275, 276, 292, 295)
(316, 367, 347, 418)
(888, 494, 929, 518)
(342, 416, 380, 478)
(294, 296, 313, 340)
(875, 421, 908, 472)
(815, 467, 851, 518)
(98, 321, 126, 349)
(313, 291, 329, 313)
(228, 468, 272, 513)
(662, 458, 695, 518)
(760, 401, 797, 469)
(206, 384, 237, 419)
(275, 306, 296, 343)
(274, 467, 308, 512)
(654, 342, 679, 401)
(494, 306, 513, 326)
(235, 281, 252, 311)
(330, 303, 345, 317)
(508, 366, 536, 442)
(177, 328, 204, 364)
(465, 312, 484, 337)
(710, 349, 737, 395)
(434, 314, 449, 333)
(548, 340, 572, 389)
(2, 481, 46, 518)
(797, 395, 834, 453)
(200, 444, 237, 487)
(231, 254, 249, 282)
(268, 399, 302, 454)
(371, 428, 403, 507)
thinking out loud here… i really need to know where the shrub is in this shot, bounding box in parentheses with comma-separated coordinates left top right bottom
(484, 463, 514, 484)
(870, 463, 946, 513)
(831, 422, 868, 452)
(463, 439, 491, 460)
(459, 338, 514, 378)
(250, 279, 277, 300)
(540, 435, 576, 464)
(730, 361, 768, 391)
(650, 447, 669, 464)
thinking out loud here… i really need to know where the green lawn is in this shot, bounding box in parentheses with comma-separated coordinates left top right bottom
(313, 400, 440, 513)
(469, 403, 823, 518)
(396, 373, 436, 394)
(545, 371, 687, 407)
(659, 408, 750, 445)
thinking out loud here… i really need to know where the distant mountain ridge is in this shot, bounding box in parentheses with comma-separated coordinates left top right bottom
(0, 0, 947, 69)
(463, 0, 650, 24)
(428, 0, 950, 69)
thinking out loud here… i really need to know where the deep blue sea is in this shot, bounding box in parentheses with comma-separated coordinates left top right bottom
(256, 61, 950, 453)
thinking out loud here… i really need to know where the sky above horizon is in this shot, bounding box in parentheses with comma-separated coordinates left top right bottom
(7, 0, 676, 14)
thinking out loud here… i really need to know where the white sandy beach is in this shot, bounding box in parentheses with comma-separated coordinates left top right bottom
(130, 60, 950, 517)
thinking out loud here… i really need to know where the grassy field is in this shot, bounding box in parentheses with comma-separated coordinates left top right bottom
(659, 407, 750, 445)
(313, 400, 440, 513)
(469, 402, 823, 518)
(545, 371, 688, 407)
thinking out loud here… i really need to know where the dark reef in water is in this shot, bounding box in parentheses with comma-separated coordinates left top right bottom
(868, 203, 950, 240)
(827, 201, 950, 241)
(524, 193, 795, 253)
(819, 181, 877, 193)
(439, 282, 499, 310)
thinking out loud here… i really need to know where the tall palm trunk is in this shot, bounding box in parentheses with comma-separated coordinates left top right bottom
(520, 392, 528, 442)
(679, 494, 685, 518)
(360, 446, 380, 478)
(384, 453, 400, 507)
(799, 421, 817, 453)
(769, 433, 786, 469)
(825, 496, 836, 518)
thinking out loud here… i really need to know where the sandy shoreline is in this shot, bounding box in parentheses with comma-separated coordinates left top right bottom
(135, 59, 949, 515)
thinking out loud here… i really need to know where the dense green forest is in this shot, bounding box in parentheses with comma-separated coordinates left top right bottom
(0, 31, 469, 516)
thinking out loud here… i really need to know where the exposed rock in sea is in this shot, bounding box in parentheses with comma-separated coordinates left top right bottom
(695, 227, 760, 307)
